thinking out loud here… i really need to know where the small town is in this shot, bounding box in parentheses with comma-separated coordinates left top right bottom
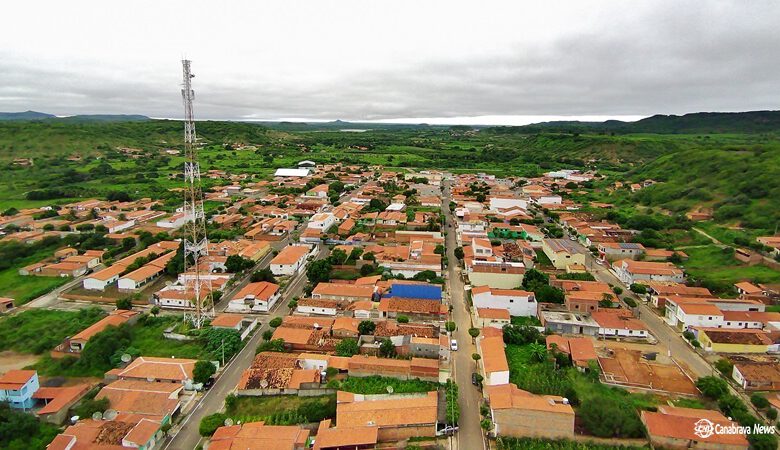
(1, 2, 780, 450)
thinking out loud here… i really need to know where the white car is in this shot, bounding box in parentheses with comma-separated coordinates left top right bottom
(450, 339, 458, 351)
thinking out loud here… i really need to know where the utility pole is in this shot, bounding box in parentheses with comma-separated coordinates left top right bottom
(180, 59, 213, 329)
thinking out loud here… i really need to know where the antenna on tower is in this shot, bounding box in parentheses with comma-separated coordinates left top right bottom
(180, 59, 213, 328)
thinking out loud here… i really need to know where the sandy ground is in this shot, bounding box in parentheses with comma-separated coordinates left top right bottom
(0, 350, 39, 373)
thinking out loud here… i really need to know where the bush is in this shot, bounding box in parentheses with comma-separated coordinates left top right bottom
(335, 338, 359, 357)
(623, 297, 637, 307)
(579, 396, 644, 438)
(269, 317, 283, 328)
(116, 297, 133, 310)
(696, 376, 728, 399)
(612, 286, 623, 295)
(397, 315, 409, 324)
(751, 393, 770, 409)
(193, 360, 216, 384)
(714, 358, 734, 376)
(691, 339, 701, 348)
(199, 413, 227, 436)
(766, 407, 777, 421)
(358, 320, 376, 335)
(629, 283, 647, 294)
(682, 330, 695, 341)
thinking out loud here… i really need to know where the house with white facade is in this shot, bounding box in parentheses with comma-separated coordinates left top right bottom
(471, 285, 536, 317)
(270, 245, 312, 276)
(612, 259, 684, 285)
(227, 281, 281, 313)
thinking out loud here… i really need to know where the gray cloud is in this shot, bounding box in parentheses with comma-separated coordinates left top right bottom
(1, 0, 778, 123)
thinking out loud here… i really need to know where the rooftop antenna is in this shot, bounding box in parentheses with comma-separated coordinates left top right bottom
(180, 59, 213, 328)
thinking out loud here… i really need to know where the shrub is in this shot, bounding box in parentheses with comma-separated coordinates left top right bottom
(751, 393, 770, 409)
(612, 286, 623, 295)
(115, 297, 133, 310)
(269, 317, 283, 328)
(691, 339, 701, 348)
(579, 396, 644, 438)
(445, 321, 456, 332)
(335, 338, 359, 357)
(193, 360, 216, 384)
(199, 413, 227, 436)
(629, 283, 647, 294)
(695, 376, 728, 400)
(397, 315, 409, 324)
(714, 358, 734, 376)
(766, 407, 777, 421)
(682, 330, 695, 341)
(623, 297, 637, 307)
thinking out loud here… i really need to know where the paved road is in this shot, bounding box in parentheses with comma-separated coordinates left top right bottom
(163, 244, 327, 450)
(442, 181, 485, 450)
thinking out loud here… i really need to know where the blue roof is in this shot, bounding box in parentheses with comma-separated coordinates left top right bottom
(384, 283, 442, 300)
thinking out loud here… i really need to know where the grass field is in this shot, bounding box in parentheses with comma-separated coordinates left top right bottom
(0, 271, 68, 305)
(0, 308, 106, 355)
(225, 394, 336, 425)
(126, 316, 207, 359)
(682, 245, 780, 291)
(338, 375, 439, 394)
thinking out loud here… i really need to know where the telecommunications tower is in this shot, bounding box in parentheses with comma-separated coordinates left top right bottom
(180, 59, 213, 328)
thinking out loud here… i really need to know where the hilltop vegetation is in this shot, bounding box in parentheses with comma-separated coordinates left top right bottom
(0, 113, 779, 234)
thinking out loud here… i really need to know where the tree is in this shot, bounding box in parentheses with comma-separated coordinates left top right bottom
(750, 393, 770, 409)
(612, 286, 623, 295)
(445, 321, 456, 332)
(696, 376, 729, 399)
(471, 353, 481, 362)
(528, 343, 547, 362)
(379, 338, 396, 357)
(202, 328, 242, 361)
(714, 358, 734, 376)
(328, 248, 348, 265)
(535, 285, 565, 303)
(199, 413, 227, 436)
(396, 315, 409, 323)
(468, 328, 480, 339)
(115, 297, 133, 310)
(359, 264, 376, 276)
(287, 299, 298, 309)
(629, 283, 647, 294)
(193, 360, 216, 384)
(454, 247, 464, 260)
(434, 244, 445, 255)
(225, 255, 254, 273)
(262, 330, 274, 341)
(269, 317, 283, 328)
(306, 259, 333, 284)
(250, 268, 276, 283)
(598, 293, 615, 308)
(358, 320, 376, 336)
(522, 268, 549, 291)
(579, 396, 644, 438)
(502, 324, 543, 345)
(335, 338, 360, 357)
(150, 306, 160, 317)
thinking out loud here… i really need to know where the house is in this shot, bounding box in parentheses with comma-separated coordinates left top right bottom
(227, 281, 281, 313)
(296, 298, 340, 316)
(308, 213, 337, 231)
(237, 352, 322, 394)
(486, 383, 574, 440)
(106, 356, 196, 383)
(468, 262, 525, 289)
(613, 259, 684, 285)
(0, 297, 14, 314)
(210, 422, 310, 450)
(732, 361, 780, 391)
(46, 415, 165, 450)
(539, 311, 599, 337)
(475, 308, 511, 329)
(96, 380, 181, 422)
(697, 328, 773, 353)
(312, 282, 375, 303)
(597, 242, 645, 262)
(0, 370, 39, 410)
(542, 239, 586, 270)
(672, 302, 724, 331)
(270, 245, 311, 276)
(58, 310, 139, 354)
(640, 406, 748, 450)
(478, 335, 510, 386)
(591, 310, 650, 340)
(312, 419, 379, 450)
(274, 168, 310, 177)
(335, 391, 438, 442)
(645, 282, 712, 309)
(210, 314, 245, 331)
(471, 285, 536, 317)
(156, 212, 190, 229)
(33, 384, 91, 424)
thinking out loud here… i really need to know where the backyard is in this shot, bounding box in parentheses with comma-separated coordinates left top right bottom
(224, 394, 336, 425)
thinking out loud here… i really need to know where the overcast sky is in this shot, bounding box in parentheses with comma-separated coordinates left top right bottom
(1, 0, 778, 125)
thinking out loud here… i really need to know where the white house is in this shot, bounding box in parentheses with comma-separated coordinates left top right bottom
(471, 285, 536, 317)
(673, 303, 724, 330)
(489, 197, 527, 211)
(274, 168, 310, 177)
(82, 265, 125, 290)
(307, 213, 337, 231)
(479, 336, 510, 386)
(591, 311, 650, 340)
(156, 212, 190, 229)
(296, 299, 338, 316)
(270, 245, 312, 276)
(227, 281, 281, 313)
(612, 259, 685, 285)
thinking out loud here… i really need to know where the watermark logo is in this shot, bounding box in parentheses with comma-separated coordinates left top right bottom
(694, 418, 715, 439)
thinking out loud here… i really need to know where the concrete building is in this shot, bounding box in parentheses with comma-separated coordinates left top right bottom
(471, 285, 536, 317)
(542, 239, 586, 270)
(486, 383, 574, 440)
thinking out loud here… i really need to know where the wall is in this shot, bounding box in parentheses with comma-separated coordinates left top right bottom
(493, 408, 574, 440)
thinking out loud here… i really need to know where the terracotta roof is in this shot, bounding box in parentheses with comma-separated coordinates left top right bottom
(0, 369, 35, 390)
(313, 282, 374, 298)
(336, 391, 438, 428)
(591, 310, 648, 331)
(641, 410, 748, 446)
(123, 418, 162, 447)
(313, 421, 378, 449)
(487, 383, 574, 414)
(477, 308, 510, 320)
(480, 336, 509, 374)
(72, 312, 136, 342)
(96, 380, 180, 419)
(210, 422, 311, 450)
(33, 384, 90, 415)
(271, 245, 310, 265)
(234, 281, 279, 301)
(700, 328, 773, 346)
(210, 314, 244, 328)
(108, 356, 195, 382)
(678, 303, 723, 316)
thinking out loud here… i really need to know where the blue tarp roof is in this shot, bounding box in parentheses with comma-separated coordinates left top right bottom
(384, 283, 442, 300)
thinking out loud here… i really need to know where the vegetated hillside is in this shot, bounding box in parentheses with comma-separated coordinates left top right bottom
(489, 110, 780, 134)
(0, 110, 56, 121)
(628, 140, 780, 229)
(0, 120, 270, 158)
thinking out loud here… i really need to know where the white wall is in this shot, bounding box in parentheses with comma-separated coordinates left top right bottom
(472, 291, 536, 317)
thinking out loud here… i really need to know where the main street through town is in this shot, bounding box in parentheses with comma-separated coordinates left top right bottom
(442, 181, 485, 450)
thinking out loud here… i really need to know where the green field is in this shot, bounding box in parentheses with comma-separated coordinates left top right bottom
(0, 308, 106, 355)
(338, 375, 439, 394)
(224, 394, 336, 425)
(682, 245, 780, 293)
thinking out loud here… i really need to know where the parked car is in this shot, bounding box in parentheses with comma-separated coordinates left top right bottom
(450, 339, 458, 351)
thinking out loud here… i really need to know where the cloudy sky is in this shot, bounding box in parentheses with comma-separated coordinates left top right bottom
(1, 0, 778, 125)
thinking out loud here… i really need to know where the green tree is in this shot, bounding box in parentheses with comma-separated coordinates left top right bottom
(269, 317, 283, 328)
(522, 268, 549, 291)
(445, 321, 456, 332)
(714, 358, 734, 376)
(468, 328, 480, 339)
(199, 413, 227, 436)
(225, 255, 254, 273)
(150, 306, 160, 317)
(579, 396, 644, 438)
(629, 283, 647, 294)
(193, 360, 216, 384)
(116, 297, 133, 310)
(262, 330, 273, 341)
(335, 338, 360, 357)
(379, 338, 396, 357)
(358, 320, 376, 335)
(750, 393, 770, 409)
(250, 268, 276, 283)
(696, 376, 729, 399)
(306, 259, 333, 284)
(396, 315, 409, 323)
(454, 247, 464, 260)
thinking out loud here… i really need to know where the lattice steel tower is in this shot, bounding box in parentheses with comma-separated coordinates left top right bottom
(180, 59, 213, 328)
